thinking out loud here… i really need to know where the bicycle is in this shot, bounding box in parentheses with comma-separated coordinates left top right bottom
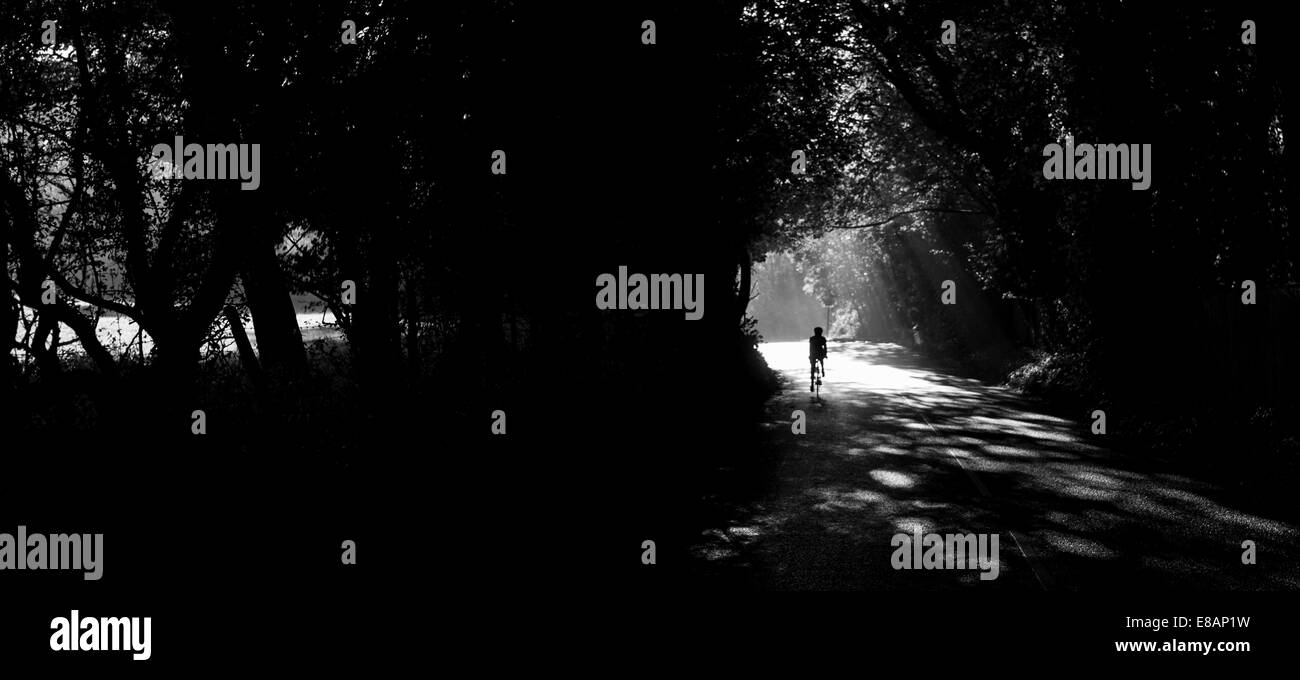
(810, 357, 825, 399)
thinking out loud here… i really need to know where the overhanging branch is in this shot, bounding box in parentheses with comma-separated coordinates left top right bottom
(831, 206, 989, 230)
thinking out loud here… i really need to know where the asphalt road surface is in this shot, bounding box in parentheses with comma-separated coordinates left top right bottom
(689, 341, 1300, 591)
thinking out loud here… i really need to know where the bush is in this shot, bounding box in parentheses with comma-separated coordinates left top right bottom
(1007, 349, 1103, 410)
(739, 314, 781, 402)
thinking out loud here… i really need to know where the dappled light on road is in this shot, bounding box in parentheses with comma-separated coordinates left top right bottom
(687, 341, 1300, 590)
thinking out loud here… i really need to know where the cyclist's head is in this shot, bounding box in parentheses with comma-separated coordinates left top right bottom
(813, 327, 823, 336)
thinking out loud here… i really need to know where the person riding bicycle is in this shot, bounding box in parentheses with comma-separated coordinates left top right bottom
(809, 326, 828, 391)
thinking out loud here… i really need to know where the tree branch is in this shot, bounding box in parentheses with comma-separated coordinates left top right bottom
(43, 266, 140, 320)
(831, 206, 989, 230)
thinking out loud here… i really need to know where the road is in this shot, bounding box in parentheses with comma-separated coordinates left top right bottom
(689, 340, 1300, 590)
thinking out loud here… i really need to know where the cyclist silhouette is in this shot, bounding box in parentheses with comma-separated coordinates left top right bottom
(809, 326, 827, 392)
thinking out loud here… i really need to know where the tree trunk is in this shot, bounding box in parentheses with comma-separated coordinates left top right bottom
(5, 297, 16, 389)
(242, 242, 306, 377)
(50, 302, 118, 378)
(404, 270, 421, 375)
(735, 250, 753, 324)
(32, 311, 62, 379)
(357, 230, 402, 384)
(223, 304, 263, 386)
(148, 330, 201, 434)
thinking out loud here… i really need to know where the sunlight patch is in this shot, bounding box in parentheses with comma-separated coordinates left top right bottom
(808, 487, 886, 511)
(894, 518, 933, 535)
(845, 489, 885, 503)
(1207, 508, 1298, 538)
(981, 444, 1034, 457)
(1070, 470, 1122, 488)
(870, 469, 915, 488)
(1059, 485, 1119, 502)
(1042, 531, 1117, 559)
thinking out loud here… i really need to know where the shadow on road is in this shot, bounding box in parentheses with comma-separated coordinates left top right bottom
(688, 341, 1300, 591)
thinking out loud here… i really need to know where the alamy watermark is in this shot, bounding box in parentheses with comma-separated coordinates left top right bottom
(50, 610, 151, 661)
(0, 526, 102, 580)
(891, 527, 1000, 580)
(1042, 137, 1151, 190)
(150, 135, 261, 190)
(596, 266, 704, 320)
